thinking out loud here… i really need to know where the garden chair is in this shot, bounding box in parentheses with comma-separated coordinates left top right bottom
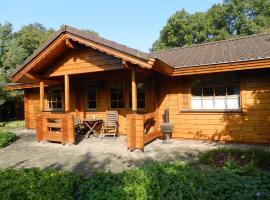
(100, 110, 119, 139)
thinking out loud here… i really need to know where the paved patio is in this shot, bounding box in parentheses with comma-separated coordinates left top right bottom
(0, 129, 269, 176)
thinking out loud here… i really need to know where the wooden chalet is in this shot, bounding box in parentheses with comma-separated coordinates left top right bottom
(8, 25, 270, 150)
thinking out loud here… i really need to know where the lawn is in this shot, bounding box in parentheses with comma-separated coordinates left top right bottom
(0, 147, 269, 199)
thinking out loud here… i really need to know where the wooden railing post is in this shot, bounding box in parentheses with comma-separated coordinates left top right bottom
(64, 74, 70, 112)
(131, 70, 137, 112)
(39, 81, 44, 111)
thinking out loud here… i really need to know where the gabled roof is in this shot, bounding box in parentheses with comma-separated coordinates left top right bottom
(10, 25, 270, 83)
(151, 33, 270, 68)
(11, 25, 150, 81)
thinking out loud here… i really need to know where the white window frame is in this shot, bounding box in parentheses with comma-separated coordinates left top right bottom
(191, 84, 240, 111)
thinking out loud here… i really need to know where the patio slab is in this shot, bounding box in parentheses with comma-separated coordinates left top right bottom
(0, 129, 269, 176)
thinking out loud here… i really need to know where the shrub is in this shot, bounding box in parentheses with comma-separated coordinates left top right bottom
(199, 147, 270, 171)
(78, 161, 270, 200)
(0, 131, 17, 148)
(0, 168, 81, 200)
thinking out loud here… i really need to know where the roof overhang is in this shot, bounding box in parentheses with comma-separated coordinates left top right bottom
(10, 25, 155, 83)
(171, 59, 270, 76)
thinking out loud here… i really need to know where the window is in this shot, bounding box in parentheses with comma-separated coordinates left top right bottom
(110, 84, 124, 108)
(191, 85, 240, 110)
(87, 84, 97, 110)
(129, 83, 145, 109)
(47, 89, 62, 111)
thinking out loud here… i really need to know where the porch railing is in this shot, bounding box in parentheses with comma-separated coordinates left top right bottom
(36, 113, 75, 144)
(126, 111, 159, 151)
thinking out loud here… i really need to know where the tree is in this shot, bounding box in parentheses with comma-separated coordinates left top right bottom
(81, 29, 99, 36)
(152, 0, 270, 51)
(0, 22, 54, 107)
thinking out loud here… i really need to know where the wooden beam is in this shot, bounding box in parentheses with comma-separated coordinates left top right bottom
(64, 74, 70, 112)
(40, 81, 44, 111)
(65, 39, 75, 49)
(131, 70, 137, 112)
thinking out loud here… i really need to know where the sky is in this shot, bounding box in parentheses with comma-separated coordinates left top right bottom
(1, 0, 222, 52)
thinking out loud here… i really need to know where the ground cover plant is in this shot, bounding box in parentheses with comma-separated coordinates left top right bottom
(78, 158, 270, 199)
(199, 147, 270, 171)
(0, 168, 81, 200)
(0, 120, 25, 130)
(0, 131, 16, 148)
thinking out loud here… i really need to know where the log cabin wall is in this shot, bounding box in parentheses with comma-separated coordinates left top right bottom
(157, 68, 270, 143)
(24, 88, 40, 129)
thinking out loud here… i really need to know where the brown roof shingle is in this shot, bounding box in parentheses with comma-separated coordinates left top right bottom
(151, 33, 270, 68)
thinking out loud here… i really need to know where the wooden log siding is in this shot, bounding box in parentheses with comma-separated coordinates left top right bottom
(46, 48, 125, 77)
(157, 70, 270, 144)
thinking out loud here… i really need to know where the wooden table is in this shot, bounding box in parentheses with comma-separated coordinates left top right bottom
(82, 119, 103, 138)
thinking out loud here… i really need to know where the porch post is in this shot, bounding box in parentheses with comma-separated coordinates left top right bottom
(131, 70, 137, 112)
(64, 74, 70, 112)
(39, 80, 44, 111)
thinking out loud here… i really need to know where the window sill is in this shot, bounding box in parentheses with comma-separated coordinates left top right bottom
(42, 110, 64, 113)
(86, 109, 98, 112)
(181, 109, 242, 113)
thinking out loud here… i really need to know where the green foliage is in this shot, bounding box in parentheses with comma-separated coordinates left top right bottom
(81, 29, 99, 36)
(199, 147, 270, 171)
(78, 161, 270, 200)
(0, 131, 16, 148)
(152, 0, 270, 51)
(0, 120, 25, 128)
(0, 168, 81, 200)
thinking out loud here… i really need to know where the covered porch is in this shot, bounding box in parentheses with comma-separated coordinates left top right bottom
(36, 64, 160, 151)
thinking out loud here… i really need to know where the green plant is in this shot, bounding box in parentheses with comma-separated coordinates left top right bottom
(0, 168, 81, 200)
(0, 120, 25, 128)
(78, 161, 270, 200)
(199, 147, 270, 171)
(0, 131, 16, 148)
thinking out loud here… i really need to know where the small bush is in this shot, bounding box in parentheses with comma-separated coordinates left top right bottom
(78, 161, 270, 200)
(199, 147, 270, 171)
(0, 131, 17, 148)
(0, 168, 81, 200)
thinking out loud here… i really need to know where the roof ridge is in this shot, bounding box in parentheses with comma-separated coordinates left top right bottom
(64, 25, 150, 56)
(152, 32, 270, 54)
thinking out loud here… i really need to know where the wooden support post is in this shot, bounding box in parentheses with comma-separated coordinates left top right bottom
(131, 70, 137, 112)
(39, 81, 44, 111)
(64, 74, 70, 112)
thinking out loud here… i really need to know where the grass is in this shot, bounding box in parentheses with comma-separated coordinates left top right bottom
(0, 131, 17, 148)
(0, 120, 24, 130)
(0, 148, 270, 199)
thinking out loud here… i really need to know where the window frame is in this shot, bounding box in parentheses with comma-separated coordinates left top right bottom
(190, 84, 240, 111)
(128, 82, 146, 110)
(110, 84, 125, 109)
(86, 84, 98, 111)
(46, 88, 63, 112)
